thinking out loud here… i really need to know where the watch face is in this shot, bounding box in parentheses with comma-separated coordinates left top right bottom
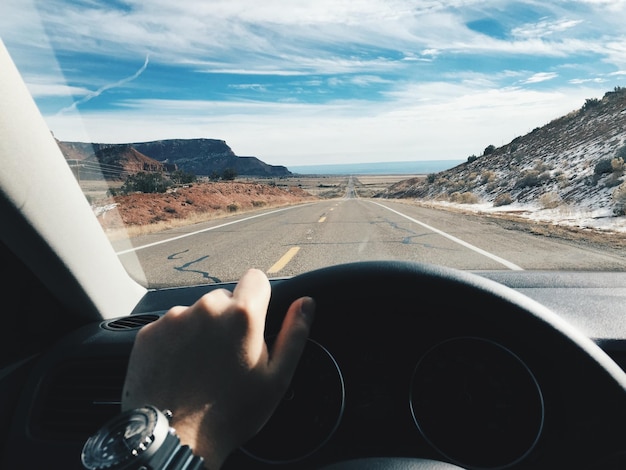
(82, 406, 159, 470)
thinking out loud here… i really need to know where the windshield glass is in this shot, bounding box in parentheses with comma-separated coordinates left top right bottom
(3, 0, 626, 288)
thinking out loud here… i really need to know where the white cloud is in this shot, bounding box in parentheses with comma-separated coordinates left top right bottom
(7, 0, 626, 77)
(6, 0, 626, 167)
(43, 82, 599, 167)
(228, 83, 268, 92)
(521, 72, 559, 84)
(512, 18, 583, 39)
(21, 77, 88, 98)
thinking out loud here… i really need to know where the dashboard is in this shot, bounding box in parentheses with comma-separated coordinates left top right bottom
(4, 261, 626, 469)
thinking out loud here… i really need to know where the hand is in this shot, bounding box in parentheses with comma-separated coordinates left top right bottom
(122, 268, 315, 469)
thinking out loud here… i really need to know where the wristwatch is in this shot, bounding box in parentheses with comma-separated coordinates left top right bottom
(81, 405, 205, 470)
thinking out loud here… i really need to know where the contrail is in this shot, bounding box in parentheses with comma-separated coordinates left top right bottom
(58, 53, 150, 114)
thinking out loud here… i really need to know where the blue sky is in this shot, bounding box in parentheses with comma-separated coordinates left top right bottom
(2, 0, 626, 166)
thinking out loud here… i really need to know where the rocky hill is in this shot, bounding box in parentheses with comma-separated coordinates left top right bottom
(57, 138, 291, 179)
(58, 141, 175, 180)
(380, 87, 626, 227)
(131, 138, 291, 177)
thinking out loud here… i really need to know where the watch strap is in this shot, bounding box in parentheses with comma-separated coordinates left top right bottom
(164, 445, 205, 470)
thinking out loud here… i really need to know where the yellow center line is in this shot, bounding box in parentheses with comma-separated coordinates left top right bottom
(267, 246, 301, 274)
(318, 216, 327, 223)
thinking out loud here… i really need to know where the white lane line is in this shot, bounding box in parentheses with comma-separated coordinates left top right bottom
(370, 201, 524, 271)
(115, 205, 304, 255)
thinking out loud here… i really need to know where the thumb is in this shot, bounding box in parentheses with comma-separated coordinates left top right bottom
(268, 296, 315, 384)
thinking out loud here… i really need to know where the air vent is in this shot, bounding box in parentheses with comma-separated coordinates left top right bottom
(102, 313, 160, 331)
(30, 358, 127, 440)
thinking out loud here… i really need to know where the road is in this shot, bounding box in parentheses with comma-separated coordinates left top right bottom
(115, 189, 626, 287)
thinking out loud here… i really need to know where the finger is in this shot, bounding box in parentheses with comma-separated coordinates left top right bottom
(268, 296, 315, 385)
(192, 288, 234, 317)
(232, 268, 271, 314)
(231, 269, 271, 339)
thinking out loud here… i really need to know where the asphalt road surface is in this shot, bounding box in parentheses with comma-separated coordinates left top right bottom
(115, 197, 626, 288)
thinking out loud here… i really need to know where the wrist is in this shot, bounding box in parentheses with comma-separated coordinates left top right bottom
(81, 405, 206, 470)
(171, 412, 234, 470)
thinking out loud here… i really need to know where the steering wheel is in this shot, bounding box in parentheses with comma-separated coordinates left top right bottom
(238, 261, 626, 470)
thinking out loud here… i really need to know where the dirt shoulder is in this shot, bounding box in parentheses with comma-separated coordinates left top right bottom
(96, 180, 318, 236)
(403, 199, 626, 250)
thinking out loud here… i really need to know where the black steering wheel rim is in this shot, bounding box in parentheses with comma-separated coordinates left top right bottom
(257, 261, 626, 469)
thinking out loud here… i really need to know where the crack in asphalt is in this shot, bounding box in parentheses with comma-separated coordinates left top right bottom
(378, 218, 442, 248)
(169, 250, 222, 283)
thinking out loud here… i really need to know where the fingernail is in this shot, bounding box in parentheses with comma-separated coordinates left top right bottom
(300, 297, 316, 322)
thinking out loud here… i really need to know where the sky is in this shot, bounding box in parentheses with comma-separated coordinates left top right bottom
(2, 0, 626, 167)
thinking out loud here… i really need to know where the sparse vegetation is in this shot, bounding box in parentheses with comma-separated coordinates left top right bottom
(595, 158, 614, 176)
(613, 182, 626, 215)
(222, 168, 238, 181)
(450, 191, 479, 204)
(515, 170, 542, 188)
(582, 97, 601, 111)
(121, 172, 171, 194)
(493, 193, 513, 207)
(170, 169, 197, 185)
(481, 171, 496, 184)
(483, 144, 496, 156)
(539, 192, 562, 209)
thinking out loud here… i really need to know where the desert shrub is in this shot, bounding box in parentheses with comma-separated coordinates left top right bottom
(467, 155, 478, 163)
(486, 182, 498, 192)
(481, 171, 496, 184)
(252, 200, 266, 207)
(557, 173, 570, 188)
(427, 173, 436, 183)
(533, 160, 552, 173)
(483, 144, 496, 156)
(170, 169, 196, 185)
(450, 191, 479, 204)
(594, 158, 613, 176)
(122, 172, 170, 194)
(613, 182, 626, 215)
(539, 192, 562, 209)
(515, 170, 541, 188)
(164, 206, 177, 214)
(222, 168, 238, 181)
(465, 193, 479, 204)
(227, 203, 239, 212)
(582, 97, 600, 111)
(493, 193, 513, 207)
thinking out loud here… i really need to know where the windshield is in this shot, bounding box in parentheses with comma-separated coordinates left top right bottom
(2, 0, 626, 288)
